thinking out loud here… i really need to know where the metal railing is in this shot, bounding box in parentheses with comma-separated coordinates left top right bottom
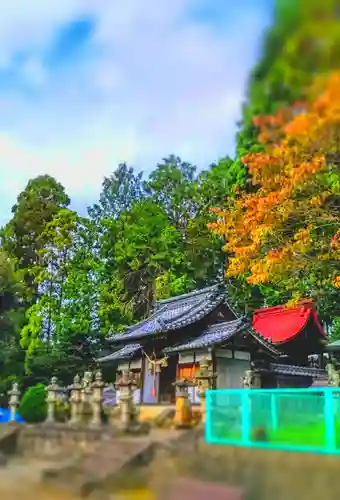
(205, 387, 340, 454)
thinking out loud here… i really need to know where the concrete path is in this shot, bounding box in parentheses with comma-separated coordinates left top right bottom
(164, 477, 244, 500)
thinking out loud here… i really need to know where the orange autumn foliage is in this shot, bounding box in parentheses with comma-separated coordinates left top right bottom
(209, 71, 340, 296)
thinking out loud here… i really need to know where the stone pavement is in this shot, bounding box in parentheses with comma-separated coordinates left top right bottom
(163, 477, 244, 500)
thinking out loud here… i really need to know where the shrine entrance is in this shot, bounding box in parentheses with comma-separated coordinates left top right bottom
(141, 353, 177, 404)
(159, 355, 177, 404)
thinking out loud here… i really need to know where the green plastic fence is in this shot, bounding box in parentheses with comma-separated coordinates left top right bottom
(205, 388, 340, 454)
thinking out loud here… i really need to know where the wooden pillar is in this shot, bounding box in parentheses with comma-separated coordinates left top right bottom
(211, 349, 217, 389)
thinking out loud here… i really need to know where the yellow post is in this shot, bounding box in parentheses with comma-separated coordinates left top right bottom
(173, 379, 192, 428)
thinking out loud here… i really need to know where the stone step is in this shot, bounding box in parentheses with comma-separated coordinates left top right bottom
(42, 438, 154, 497)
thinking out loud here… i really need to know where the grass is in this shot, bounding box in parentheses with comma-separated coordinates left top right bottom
(271, 423, 330, 448)
(212, 419, 340, 451)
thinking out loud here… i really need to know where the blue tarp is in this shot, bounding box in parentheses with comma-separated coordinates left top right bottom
(0, 408, 24, 423)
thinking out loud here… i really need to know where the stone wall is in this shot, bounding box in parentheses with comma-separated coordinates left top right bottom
(149, 431, 340, 500)
(0, 425, 20, 457)
(17, 424, 116, 458)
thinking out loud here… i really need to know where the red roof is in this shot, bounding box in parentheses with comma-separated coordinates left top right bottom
(252, 301, 326, 344)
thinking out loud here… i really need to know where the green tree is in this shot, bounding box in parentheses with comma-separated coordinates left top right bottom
(21, 209, 102, 379)
(145, 155, 232, 288)
(100, 198, 190, 324)
(91, 155, 250, 333)
(329, 317, 340, 343)
(144, 155, 197, 232)
(0, 250, 26, 398)
(88, 163, 145, 221)
(1, 175, 70, 300)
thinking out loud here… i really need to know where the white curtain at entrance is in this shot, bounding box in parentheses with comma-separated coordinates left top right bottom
(133, 388, 141, 403)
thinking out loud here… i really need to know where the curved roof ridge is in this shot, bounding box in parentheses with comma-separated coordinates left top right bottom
(248, 328, 284, 356)
(122, 304, 168, 333)
(253, 302, 325, 343)
(164, 317, 249, 353)
(98, 343, 142, 363)
(155, 282, 223, 306)
(204, 317, 248, 331)
(163, 292, 223, 327)
(108, 287, 225, 343)
(253, 299, 313, 315)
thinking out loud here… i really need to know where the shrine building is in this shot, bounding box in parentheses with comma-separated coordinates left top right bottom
(98, 283, 327, 404)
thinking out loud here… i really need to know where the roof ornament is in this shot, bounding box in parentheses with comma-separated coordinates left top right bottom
(142, 349, 168, 398)
(142, 349, 168, 373)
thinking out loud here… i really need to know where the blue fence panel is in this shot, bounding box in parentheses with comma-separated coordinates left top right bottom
(0, 408, 24, 423)
(205, 387, 340, 455)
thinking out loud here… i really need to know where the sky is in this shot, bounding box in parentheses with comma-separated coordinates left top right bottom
(0, 0, 273, 225)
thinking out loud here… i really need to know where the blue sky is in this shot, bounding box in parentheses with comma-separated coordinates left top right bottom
(0, 0, 273, 225)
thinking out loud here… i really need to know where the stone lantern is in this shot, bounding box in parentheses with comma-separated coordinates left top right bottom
(8, 382, 20, 423)
(194, 358, 217, 425)
(69, 374, 82, 425)
(80, 371, 93, 423)
(90, 371, 105, 426)
(46, 376, 60, 424)
(241, 369, 255, 388)
(326, 362, 340, 387)
(115, 370, 136, 429)
(240, 362, 262, 389)
(172, 378, 192, 428)
(82, 371, 94, 402)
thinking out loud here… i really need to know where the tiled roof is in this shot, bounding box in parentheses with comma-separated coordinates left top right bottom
(108, 283, 226, 343)
(248, 328, 283, 357)
(269, 363, 327, 378)
(310, 377, 329, 387)
(97, 343, 142, 363)
(163, 318, 248, 353)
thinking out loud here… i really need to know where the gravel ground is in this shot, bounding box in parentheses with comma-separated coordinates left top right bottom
(0, 458, 81, 500)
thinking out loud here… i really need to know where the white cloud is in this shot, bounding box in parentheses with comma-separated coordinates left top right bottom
(0, 0, 271, 225)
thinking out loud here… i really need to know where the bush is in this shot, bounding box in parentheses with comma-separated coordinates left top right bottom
(19, 384, 47, 423)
